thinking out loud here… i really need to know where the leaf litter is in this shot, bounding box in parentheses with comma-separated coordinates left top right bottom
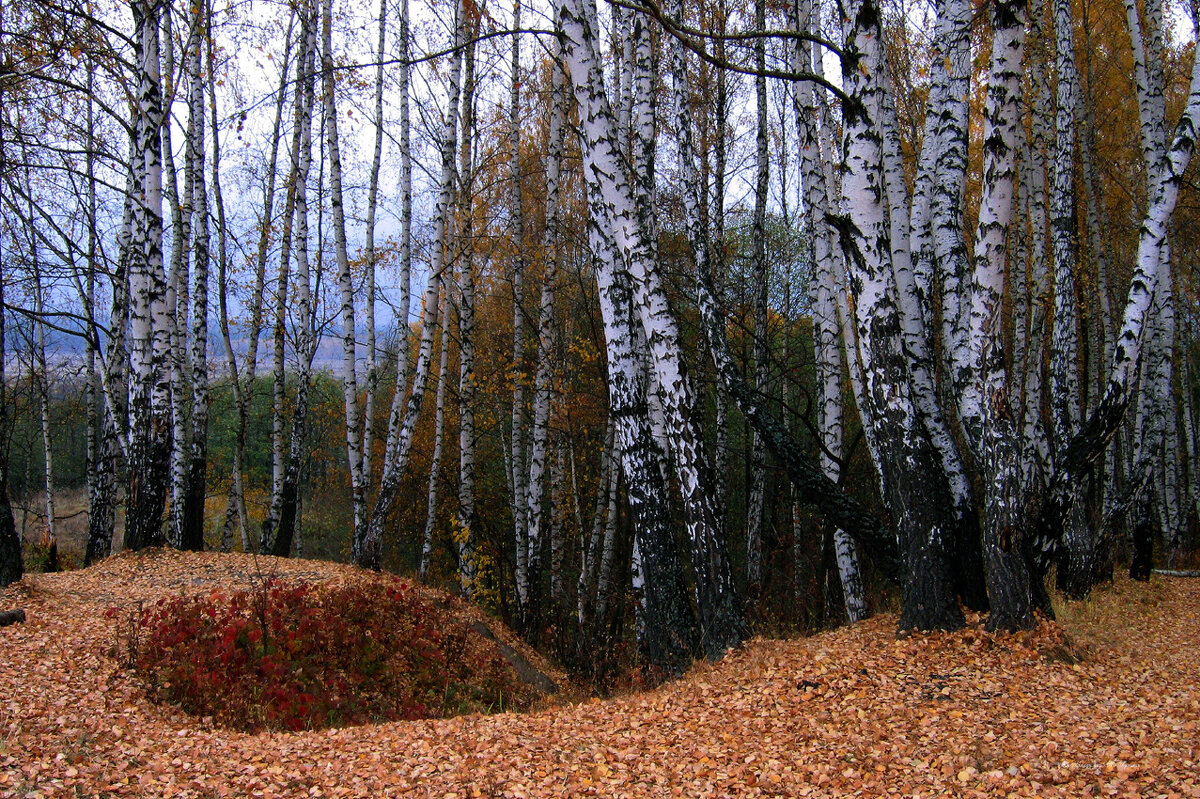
(2, 549, 1198, 797)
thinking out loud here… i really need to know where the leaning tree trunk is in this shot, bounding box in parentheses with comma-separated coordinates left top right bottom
(1031, 11, 1200, 571)
(362, 0, 460, 570)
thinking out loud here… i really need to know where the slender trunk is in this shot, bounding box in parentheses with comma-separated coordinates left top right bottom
(744, 0, 770, 601)
(27, 211, 57, 550)
(180, 3, 210, 552)
(321, 0, 368, 560)
(1021, 0, 1054, 485)
(82, 76, 118, 564)
(216, 10, 292, 551)
(162, 6, 191, 550)
(1032, 15, 1200, 568)
(524, 43, 565, 628)
(788, 0, 867, 621)
(262, 0, 318, 558)
(1049, 0, 1093, 598)
(419, 292, 450, 581)
(364, 1, 459, 569)
(457, 6, 479, 596)
(362, 0, 387, 489)
(509, 0, 531, 620)
(0, 245, 20, 586)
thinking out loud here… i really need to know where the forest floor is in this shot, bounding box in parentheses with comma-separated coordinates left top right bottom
(2, 551, 1199, 798)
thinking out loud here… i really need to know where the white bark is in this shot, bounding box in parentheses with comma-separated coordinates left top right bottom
(509, 0, 531, 615)
(524, 44, 565, 624)
(124, 0, 173, 551)
(321, 0, 368, 557)
(365, 0, 461, 571)
(362, 0, 387, 488)
(558, 0, 743, 658)
(420, 291, 450, 581)
(746, 0, 769, 597)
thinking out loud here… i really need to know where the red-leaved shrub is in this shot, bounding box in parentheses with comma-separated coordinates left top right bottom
(126, 578, 525, 731)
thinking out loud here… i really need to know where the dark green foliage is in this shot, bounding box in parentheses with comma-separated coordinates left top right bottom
(120, 578, 529, 731)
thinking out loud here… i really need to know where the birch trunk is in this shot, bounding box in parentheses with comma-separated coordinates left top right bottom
(0, 250, 20, 586)
(787, 0, 868, 621)
(321, 0, 369, 561)
(162, 7, 191, 550)
(180, 6, 210, 552)
(216, 10, 292, 551)
(363, 1, 460, 570)
(509, 0, 531, 620)
(745, 0, 770, 600)
(557, 0, 745, 658)
(1048, 0, 1094, 598)
(124, 0, 173, 552)
(362, 0, 387, 489)
(837, 0, 963, 631)
(457, 9, 480, 597)
(524, 43, 565, 629)
(419, 291, 449, 581)
(262, 0, 318, 558)
(1020, 0, 1054, 485)
(1032, 12, 1200, 567)
(962, 0, 1035, 631)
(82, 79, 119, 564)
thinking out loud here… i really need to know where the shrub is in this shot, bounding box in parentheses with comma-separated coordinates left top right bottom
(122, 578, 526, 732)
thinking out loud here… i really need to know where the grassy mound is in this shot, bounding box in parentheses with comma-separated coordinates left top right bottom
(121, 574, 543, 732)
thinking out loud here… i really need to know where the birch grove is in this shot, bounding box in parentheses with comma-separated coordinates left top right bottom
(2, 0, 1198, 679)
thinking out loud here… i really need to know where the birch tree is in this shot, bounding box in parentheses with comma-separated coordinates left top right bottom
(1032, 5, 1200, 575)
(262, 0, 319, 558)
(123, 0, 173, 552)
(179, 0, 211, 552)
(557, 0, 746, 659)
(322, 0, 369, 556)
(359, 0, 462, 570)
(960, 0, 1035, 631)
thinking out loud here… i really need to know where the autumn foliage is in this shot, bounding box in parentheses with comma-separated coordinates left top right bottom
(120, 577, 527, 731)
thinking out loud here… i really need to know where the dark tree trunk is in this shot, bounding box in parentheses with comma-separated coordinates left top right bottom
(0, 274, 21, 588)
(1130, 492, 1155, 581)
(0, 482, 20, 588)
(952, 507, 990, 611)
(123, 429, 170, 551)
(180, 457, 207, 551)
